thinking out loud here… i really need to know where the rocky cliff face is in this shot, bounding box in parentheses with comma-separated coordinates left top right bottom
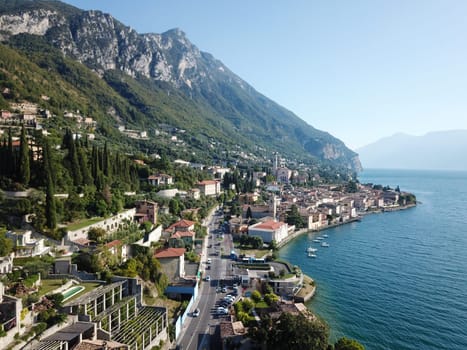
(0, 0, 362, 172)
(0, 7, 208, 86)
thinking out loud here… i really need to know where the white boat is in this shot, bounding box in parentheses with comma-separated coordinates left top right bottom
(307, 247, 317, 253)
(321, 242, 330, 247)
(323, 234, 328, 238)
(317, 236, 324, 240)
(313, 239, 320, 243)
(308, 252, 317, 258)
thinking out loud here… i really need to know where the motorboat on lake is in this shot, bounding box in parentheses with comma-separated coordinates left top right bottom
(313, 239, 320, 243)
(308, 252, 317, 258)
(306, 246, 317, 253)
(321, 242, 330, 247)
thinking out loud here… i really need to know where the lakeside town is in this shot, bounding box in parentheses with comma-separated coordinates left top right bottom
(0, 128, 417, 350)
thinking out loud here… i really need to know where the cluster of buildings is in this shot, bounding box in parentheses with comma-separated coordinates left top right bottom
(228, 181, 408, 246)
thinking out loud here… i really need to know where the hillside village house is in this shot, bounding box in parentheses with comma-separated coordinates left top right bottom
(169, 231, 195, 249)
(134, 200, 158, 225)
(248, 220, 289, 244)
(208, 166, 230, 179)
(0, 255, 13, 275)
(104, 240, 129, 263)
(165, 219, 196, 234)
(197, 180, 221, 196)
(6, 230, 49, 257)
(147, 174, 173, 186)
(154, 248, 186, 280)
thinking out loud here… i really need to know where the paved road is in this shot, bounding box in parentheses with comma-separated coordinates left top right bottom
(176, 208, 234, 350)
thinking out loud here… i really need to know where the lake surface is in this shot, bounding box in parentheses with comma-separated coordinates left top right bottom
(279, 169, 467, 350)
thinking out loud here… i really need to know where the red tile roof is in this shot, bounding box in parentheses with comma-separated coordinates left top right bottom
(254, 221, 285, 230)
(198, 180, 219, 185)
(105, 240, 122, 248)
(154, 247, 185, 258)
(167, 219, 196, 230)
(171, 231, 194, 239)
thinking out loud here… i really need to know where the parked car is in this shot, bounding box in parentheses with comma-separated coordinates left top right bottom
(192, 308, 200, 317)
(217, 307, 229, 315)
(221, 286, 227, 293)
(205, 275, 211, 281)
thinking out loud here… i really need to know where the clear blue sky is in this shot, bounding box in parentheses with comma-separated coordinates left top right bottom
(63, 0, 467, 150)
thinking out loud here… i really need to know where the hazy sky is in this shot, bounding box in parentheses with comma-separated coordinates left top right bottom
(63, 0, 467, 150)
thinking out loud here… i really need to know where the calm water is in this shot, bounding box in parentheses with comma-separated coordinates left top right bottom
(279, 169, 467, 350)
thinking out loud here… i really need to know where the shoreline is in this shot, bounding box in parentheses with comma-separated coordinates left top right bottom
(278, 203, 416, 250)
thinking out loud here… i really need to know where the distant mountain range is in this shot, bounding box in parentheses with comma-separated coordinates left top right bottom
(356, 130, 467, 170)
(0, 0, 361, 172)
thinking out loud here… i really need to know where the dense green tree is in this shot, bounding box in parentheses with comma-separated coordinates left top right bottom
(88, 227, 106, 243)
(103, 141, 111, 177)
(346, 180, 358, 193)
(17, 125, 30, 186)
(334, 337, 365, 350)
(286, 204, 305, 229)
(43, 140, 56, 230)
(45, 175, 56, 230)
(246, 206, 252, 219)
(264, 293, 279, 306)
(0, 231, 13, 256)
(7, 128, 16, 177)
(249, 313, 329, 350)
(251, 290, 262, 303)
(77, 141, 93, 186)
(169, 198, 180, 216)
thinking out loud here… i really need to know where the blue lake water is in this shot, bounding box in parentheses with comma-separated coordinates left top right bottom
(279, 169, 467, 350)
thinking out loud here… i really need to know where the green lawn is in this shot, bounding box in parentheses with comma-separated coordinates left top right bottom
(66, 217, 104, 231)
(38, 279, 64, 296)
(39, 279, 103, 299)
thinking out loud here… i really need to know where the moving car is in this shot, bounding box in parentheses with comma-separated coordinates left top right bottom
(192, 308, 200, 317)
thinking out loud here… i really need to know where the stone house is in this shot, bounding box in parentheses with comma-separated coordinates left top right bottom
(154, 248, 186, 280)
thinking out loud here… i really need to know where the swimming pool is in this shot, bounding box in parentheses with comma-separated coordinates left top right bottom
(61, 285, 85, 301)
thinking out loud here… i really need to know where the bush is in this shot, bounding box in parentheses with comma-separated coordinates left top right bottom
(251, 290, 262, 303)
(33, 322, 47, 336)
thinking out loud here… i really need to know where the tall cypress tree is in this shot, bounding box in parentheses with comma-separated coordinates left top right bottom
(43, 139, 56, 229)
(18, 125, 30, 186)
(0, 139, 6, 176)
(77, 140, 93, 186)
(64, 136, 82, 187)
(103, 141, 111, 178)
(7, 128, 15, 177)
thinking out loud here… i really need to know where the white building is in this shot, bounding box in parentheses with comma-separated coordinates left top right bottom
(197, 180, 221, 196)
(248, 220, 289, 244)
(6, 230, 49, 257)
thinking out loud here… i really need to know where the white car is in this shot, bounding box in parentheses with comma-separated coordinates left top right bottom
(207, 258, 212, 264)
(205, 275, 211, 281)
(217, 307, 229, 315)
(192, 308, 200, 317)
